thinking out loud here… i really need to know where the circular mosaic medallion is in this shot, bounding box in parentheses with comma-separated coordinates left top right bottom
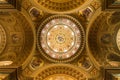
(37, 15, 85, 62)
(116, 28, 120, 50)
(0, 24, 6, 54)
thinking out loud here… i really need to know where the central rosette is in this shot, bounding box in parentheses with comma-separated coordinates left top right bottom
(47, 25, 75, 53)
(56, 33, 65, 44)
(38, 15, 85, 62)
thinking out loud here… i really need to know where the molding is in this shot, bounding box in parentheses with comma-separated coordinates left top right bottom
(102, 0, 120, 10)
(0, 66, 21, 80)
(104, 68, 120, 80)
(0, 0, 21, 10)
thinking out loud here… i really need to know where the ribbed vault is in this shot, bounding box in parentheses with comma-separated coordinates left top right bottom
(88, 12, 120, 67)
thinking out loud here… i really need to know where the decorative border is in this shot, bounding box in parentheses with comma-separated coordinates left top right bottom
(102, 0, 120, 10)
(37, 15, 85, 63)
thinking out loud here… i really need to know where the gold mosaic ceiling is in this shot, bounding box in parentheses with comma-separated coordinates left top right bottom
(1, 0, 120, 80)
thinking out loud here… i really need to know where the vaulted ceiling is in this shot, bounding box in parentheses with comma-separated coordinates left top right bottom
(0, 0, 120, 80)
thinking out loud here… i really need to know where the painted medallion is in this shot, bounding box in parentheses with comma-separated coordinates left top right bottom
(37, 15, 85, 62)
